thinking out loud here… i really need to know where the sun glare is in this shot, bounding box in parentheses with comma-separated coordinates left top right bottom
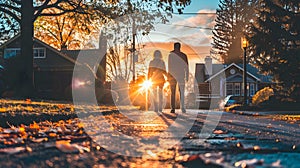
(139, 80, 153, 91)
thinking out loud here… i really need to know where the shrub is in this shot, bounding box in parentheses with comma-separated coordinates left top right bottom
(252, 87, 274, 105)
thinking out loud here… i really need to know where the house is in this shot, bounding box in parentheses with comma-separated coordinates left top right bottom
(195, 56, 272, 109)
(0, 34, 106, 100)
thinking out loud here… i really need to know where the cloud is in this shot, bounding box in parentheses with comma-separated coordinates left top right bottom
(154, 9, 216, 46)
(146, 9, 216, 50)
(167, 9, 216, 46)
(175, 9, 216, 29)
(169, 31, 213, 46)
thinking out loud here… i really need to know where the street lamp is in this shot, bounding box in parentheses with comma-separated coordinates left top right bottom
(241, 37, 248, 106)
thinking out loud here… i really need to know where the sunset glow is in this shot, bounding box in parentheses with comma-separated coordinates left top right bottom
(139, 79, 153, 92)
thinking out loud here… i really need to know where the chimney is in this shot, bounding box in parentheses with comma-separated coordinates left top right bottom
(61, 44, 68, 51)
(205, 56, 213, 77)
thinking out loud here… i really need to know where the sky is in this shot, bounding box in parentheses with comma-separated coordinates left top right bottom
(140, 0, 221, 70)
(184, 0, 219, 12)
(145, 0, 219, 44)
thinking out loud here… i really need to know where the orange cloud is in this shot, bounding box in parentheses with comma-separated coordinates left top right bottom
(175, 9, 216, 29)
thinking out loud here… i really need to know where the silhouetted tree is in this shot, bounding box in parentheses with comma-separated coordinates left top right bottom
(0, 0, 115, 97)
(248, 0, 300, 102)
(212, 0, 257, 64)
(0, 0, 191, 97)
(104, 0, 192, 82)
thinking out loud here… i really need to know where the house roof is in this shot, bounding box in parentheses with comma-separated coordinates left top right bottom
(236, 63, 272, 83)
(33, 38, 79, 65)
(226, 74, 256, 83)
(0, 34, 83, 65)
(205, 63, 262, 82)
(0, 34, 20, 47)
(212, 64, 225, 75)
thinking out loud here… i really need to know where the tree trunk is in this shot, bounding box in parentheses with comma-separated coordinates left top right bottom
(98, 32, 107, 83)
(20, 0, 34, 97)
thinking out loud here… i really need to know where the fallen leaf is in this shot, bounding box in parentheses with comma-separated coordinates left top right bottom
(253, 145, 260, 151)
(0, 147, 26, 155)
(29, 122, 40, 131)
(26, 146, 33, 152)
(0, 107, 6, 112)
(25, 99, 31, 104)
(187, 154, 200, 162)
(213, 130, 226, 134)
(270, 160, 282, 168)
(19, 127, 26, 133)
(236, 142, 243, 148)
(266, 124, 272, 128)
(234, 158, 264, 167)
(31, 138, 47, 143)
(224, 137, 237, 140)
(55, 140, 83, 153)
(199, 152, 224, 164)
(48, 133, 57, 137)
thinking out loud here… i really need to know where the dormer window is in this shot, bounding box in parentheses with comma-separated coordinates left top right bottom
(34, 48, 46, 58)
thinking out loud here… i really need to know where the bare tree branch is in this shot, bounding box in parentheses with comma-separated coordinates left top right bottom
(34, 0, 52, 15)
(11, 0, 21, 5)
(33, 0, 70, 21)
(0, 3, 21, 13)
(0, 6, 21, 23)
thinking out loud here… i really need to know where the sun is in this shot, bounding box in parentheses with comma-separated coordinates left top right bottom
(139, 79, 153, 92)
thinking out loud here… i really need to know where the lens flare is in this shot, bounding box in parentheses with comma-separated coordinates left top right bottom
(139, 80, 153, 92)
(73, 79, 86, 88)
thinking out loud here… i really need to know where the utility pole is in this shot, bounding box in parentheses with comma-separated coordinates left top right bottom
(127, 0, 136, 82)
(132, 19, 136, 82)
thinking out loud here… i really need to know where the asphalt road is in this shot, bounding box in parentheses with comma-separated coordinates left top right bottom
(78, 108, 300, 167)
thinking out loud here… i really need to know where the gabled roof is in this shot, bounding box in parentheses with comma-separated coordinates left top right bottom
(0, 34, 21, 47)
(205, 63, 261, 82)
(236, 63, 272, 83)
(0, 34, 79, 65)
(226, 73, 256, 83)
(33, 38, 78, 65)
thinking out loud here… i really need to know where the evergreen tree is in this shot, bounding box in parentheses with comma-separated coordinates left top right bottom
(248, 0, 300, 102)
(212, 0, 257, 64)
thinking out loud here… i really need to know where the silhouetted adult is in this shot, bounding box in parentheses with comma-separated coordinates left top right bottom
(168, 42, 189, 113)
(148, 50, 167, 112)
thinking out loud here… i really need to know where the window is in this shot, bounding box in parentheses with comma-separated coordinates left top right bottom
(249, 83, 255, 96)
(3, 48, 46, 59)
(226, 83, 242, 96)
(4, 48, 20, 59)
(234, 83, 240, 95)
(34, 48, 46, 58)
(226, 83, 233, 95)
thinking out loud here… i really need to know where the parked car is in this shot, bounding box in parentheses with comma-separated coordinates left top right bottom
(220, 95, 252, 111)
(222, 95, 249, 107)
(223, 95, 244, 107)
